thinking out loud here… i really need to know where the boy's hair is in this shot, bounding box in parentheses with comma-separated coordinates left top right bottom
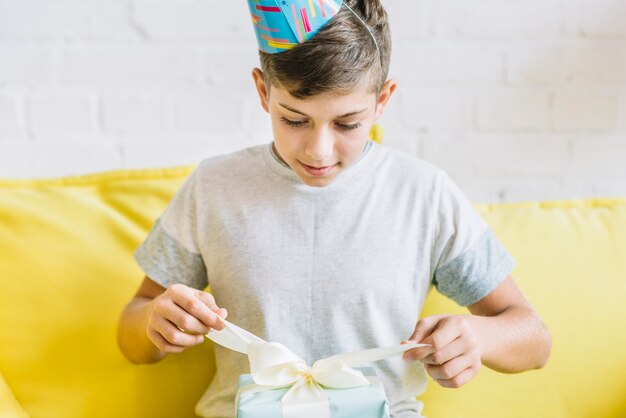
(258, 0, 391, 102)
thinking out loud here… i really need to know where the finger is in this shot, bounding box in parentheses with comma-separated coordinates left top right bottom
(403, 315, 449, 362)
(403, 315, 446, 361)
(421, 336, 466, 365)
(193, 290, 219, 312)
(420, 317, 464, 354)
(424, 354, 472, 381)
(408, 314, 449, 342)
(171, 290, 224, 331)
(152, 315, 205, 347)
(403, 344, 436, 362)
(192, 291, 227, 330)
(147, 327, 186, 354)
(433, 365, 479, 389)
(160, 301, 212, 335)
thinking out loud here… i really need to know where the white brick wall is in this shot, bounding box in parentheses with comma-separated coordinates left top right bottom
(0, 0, 624, 203)
(476, 90, 551, 131)
(27, 93, 96, 138)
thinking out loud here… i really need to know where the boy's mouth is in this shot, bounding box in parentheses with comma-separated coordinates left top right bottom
(299, 161, 337, 176)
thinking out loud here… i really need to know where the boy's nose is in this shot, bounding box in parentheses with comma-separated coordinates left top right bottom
(304, 130, 334, 163)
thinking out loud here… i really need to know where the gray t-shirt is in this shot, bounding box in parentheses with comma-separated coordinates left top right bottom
(134, 140, 515, 418)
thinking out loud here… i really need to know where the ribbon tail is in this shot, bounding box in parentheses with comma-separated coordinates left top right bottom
(315, 342, 429, 369)
(205, 317, 266, 354)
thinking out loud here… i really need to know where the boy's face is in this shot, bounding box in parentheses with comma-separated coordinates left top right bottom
(252, 68, 397, 188)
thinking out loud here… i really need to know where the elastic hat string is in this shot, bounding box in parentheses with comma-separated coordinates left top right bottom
(341, 2, 381, 65)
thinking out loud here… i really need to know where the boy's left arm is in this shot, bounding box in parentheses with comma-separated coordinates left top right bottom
(402, 275, 552, 388)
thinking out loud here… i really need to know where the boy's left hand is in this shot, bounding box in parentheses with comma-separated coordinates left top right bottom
(402, 314, 482, 388)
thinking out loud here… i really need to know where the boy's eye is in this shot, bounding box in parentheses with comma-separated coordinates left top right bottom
(337, 122, 362, 131)
(279, 116, 362, 131)
(280, 117, 307, 128)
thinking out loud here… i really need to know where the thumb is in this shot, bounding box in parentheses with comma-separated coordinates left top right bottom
(403, 314, 448, 362)
(408, 314, 449, 343)
(194, 290, 227, 318)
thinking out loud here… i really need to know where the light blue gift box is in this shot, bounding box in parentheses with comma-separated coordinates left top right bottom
(236, 366, 389, 418)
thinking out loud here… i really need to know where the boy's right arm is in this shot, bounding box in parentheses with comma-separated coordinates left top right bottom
(117, 276, 227, 364)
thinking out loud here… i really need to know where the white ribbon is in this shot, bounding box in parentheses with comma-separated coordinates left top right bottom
(206, 318, 429, 418)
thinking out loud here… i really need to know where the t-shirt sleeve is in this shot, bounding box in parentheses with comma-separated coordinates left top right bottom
(431, 170, 516, 307)
(133, 168, 208, 290)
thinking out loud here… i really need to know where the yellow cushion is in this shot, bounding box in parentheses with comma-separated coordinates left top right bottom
(420, 199, 626, 418)
(0, 166, 215, 418)
(0, 373, 29, 418)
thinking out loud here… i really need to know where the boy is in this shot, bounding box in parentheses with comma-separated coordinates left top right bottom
(117, 1, 551, 417)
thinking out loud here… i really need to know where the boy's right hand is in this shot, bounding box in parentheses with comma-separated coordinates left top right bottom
(146, 284, 228, 354)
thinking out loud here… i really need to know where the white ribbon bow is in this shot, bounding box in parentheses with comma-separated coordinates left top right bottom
(206, 318, 429, 418)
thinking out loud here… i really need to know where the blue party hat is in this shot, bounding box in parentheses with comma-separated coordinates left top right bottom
(247, 0, 343, 54)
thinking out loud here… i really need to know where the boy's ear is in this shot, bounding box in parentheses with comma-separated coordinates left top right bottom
(374, 79, 397, 120)
(252, 68, 270, 113)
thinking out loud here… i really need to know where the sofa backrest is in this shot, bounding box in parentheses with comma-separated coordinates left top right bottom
(1, 166, 625, 418)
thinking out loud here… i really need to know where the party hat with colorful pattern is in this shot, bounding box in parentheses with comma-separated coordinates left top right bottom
(247, 0, 344, 54)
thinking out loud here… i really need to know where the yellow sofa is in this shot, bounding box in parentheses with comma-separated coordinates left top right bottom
(1, 163, 625, 418)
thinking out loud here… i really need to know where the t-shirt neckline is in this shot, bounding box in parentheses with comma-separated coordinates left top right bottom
(262, 139, 382, 191)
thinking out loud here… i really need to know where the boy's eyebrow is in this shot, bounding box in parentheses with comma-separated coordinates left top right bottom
(278, 103, 368, 118)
